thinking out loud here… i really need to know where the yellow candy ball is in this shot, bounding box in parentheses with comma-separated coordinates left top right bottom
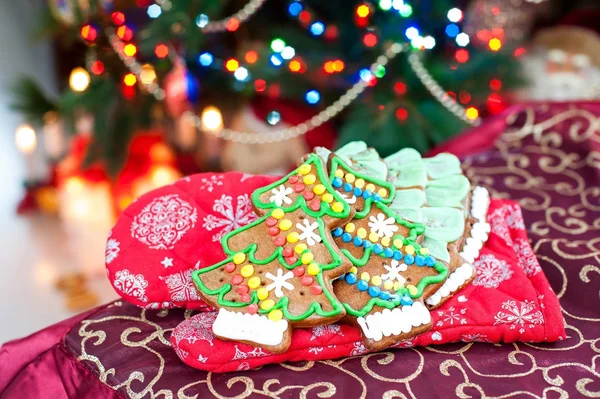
(360, 272, 370, 281)
(331, 202, 344, 213)
(279, 219, 293, 231)
(357, 228, 367, 239)
(257, 287, 269, 300)
(371, 275, 382, 286)
(268, 309, 283, 321)
(240, 264, 254, 278)
(393, 281, 403, 291)
(407, 285, 418, 296)
(384, 280, 394, 290)
(272, 208, 285, 219)
(294, 243, 308, 254)
(260, 299, 275, 310)
(419, 247, 429, 256)
(393, 239, 404, 249)
(233, 252, 246, 265)
(313, 184, 326, 195)
(405, 245, 415, 255)
(354, 178, 365, 189)
(334, 169, 344, 178)
(381, 237, 391, 247)
(369, 232, 379, 243)
(303, 174, 317, 185)
(322, 193, 334, 203)
(298, 164, 312, 175)
(350, 266, 358, 274)
(248, 276, 261, 289)
(345, 173, 356, 183)
(287, 232, 300, 243)
(377, 188, 388, 198)
(345, 223, 356, 233)
(365, 183, 376, 192)
(307, 263, 320, 275)
(301, 252, 314, 265)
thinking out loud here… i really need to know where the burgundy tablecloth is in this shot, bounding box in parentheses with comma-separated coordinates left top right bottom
(2, 102, 599, 398)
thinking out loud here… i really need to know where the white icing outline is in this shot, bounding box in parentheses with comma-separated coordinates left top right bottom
(357, 302, 431, 342)
(212, 308, 289, 346)
(426, 186, 491, 307)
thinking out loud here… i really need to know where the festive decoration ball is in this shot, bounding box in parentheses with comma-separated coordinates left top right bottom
(69, 67, 90, 92)
(163, 61, 200, 118)
(266, 110, 281, 126)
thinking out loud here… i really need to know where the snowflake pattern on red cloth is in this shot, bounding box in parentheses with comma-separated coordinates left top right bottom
(105, 236, 120, 265)
(202, 194, 256, 242)
(171, 312, 217, 347)
(232, 345, 269, 360)
(130, 194, 197, 250)
(493, 299, 544, 334)
(310, 324, 343, 341)
(513, 238, 542, 277)
(112, 269, 149, 303)
(199, 175, 224, 193)
(472, 254, 514, 288)
(160, 269, 202, 303)
(436, 307, 468, 327)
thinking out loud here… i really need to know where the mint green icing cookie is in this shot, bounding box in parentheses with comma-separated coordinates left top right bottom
(424, 153, 462, 180)
(421, 207, 465, 243)
(388, 162, 427, 188)
(390, 188, 426, 210)
(425, 175, 470, 208)
(385, 147, 422, 167)
(335, 142, 388, 180)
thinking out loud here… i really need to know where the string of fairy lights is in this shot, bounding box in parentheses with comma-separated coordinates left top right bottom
(70, 0, 490, 143)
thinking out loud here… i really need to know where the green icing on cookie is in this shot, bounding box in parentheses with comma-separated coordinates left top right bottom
(388, 162, 427, 188)
(421, 207, 465, 242)
(425, 175, 470, 208)
(389, 188, 425, 222)
(421, 237, 451, 264)
(336, 141, 368, 157)
(384, 147, 422, 167)
(335, 141, 388, 180)
(424, 153, 462, 180)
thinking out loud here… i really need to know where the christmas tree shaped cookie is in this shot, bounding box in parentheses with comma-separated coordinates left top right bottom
(192, 154, 354, 353)
(327, 155, 448, 350)
(385, 148, 490, 309)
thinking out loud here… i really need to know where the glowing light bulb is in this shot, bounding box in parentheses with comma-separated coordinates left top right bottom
(234, 67, 250, 82)
(489, 38, 502, 51)
(123, 73, 137, 86)
(199, 52, 213, 66)
(281, 46, 295, 60)
(271, 38, 286, 52)
(405, 27, 419, 40)
(310, 22, 325, 36)
(123, 43, 137, 57)
(456, 32, 470, 47)
(305, 90, 320, 104)
(423, 36, 436, 49)
(15, 124, 37, 154)
(379, 0, 392, 10)
(447, 8, 463, 23)
(69, 67, 90, 92)
(147, 4, 162, 18)
(466, 107, 479, 120)
(140, 64, 156, 85)
(201, 106, 223, 131)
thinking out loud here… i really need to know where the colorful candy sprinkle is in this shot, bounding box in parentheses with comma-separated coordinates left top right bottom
(425, 256, 436, 267)
(260, 299, 275, 310)
(240, 265, 254, 277)
(322, 193, 334, 203)
(345, 173, 355, 183)
(362, 190, 372, 200)
(303, 191, 315, 201)
(301, 252, 314, 264)
(303, 174, 316, 185)
(233, 253, 246, 265)
(400, 295, 413, 306)
(353, 236, 363, 247)
(293, 267, 305, 277)
(342, 232, 352, 243)
(381, 237, 391, 247)
(294, 183, 305, 193)
(373, 193, 382, 202)
(393, 251, 403, 261)
(310, 285, 323, 295)
(345, 273, 357, 284)
(332, 228, 343, 237)
(248, 276, 261, 289)
(419, 247, 429, 256)
(313, 184, 326, 195)
(405, 245, 415, 255)
(289, 175, 299, 184)
(268, 227, 280, 236)
(357, 280, 368, 291)
(309, 198, 321, 211)
(334, 169, 344, 178)
(268, 309, 283, 321)
(236, 285, 249, 295)
(248, 304, 258, 314)
(274, 236, 286, 246)
(301, 276, 313, 286)
(393, 281, 403, 291)
(287, 232, 300, 243)
(343, 182, 353, 192)
(371, 275, 382, 286)
(360, 272, 370, 281)
(279, 219, 292, 231)
(307, 263, 320, 275)
(368, 286, 381, 298)
(350, 266, 358, 274)
(404, 254, 415, 265)
(331, 202, 344, 213)
(272, 208, 285, 219)
(265, 217, 278, 227)
(295, 243, 308, 254)
(368, 232, 379, 243)
(365, 183, 376, 192)
(353, 187, 363, 197)
(393, 239, 403, 249)
(282, 248, 293, 258)
(257, 287, 269, 300)
(383, 248, 394, 258)
(373, 244, 383, 254)
(231, 274, 243, 285)
(224, 263, 236, 273)
(285, 256, 297, 265)
(355, 178, 365, 189)
(377, 188, 387, 198)
(415, 255, 425, 266)
(332, 177, 343, 188)
(379, 291, 391, 301)
(384, 280, 394, 290)
(407, 284, 418, 296)
(357, 228, 367, 239)
(345, 223, 356, 233)
(298, 164, 311, 175)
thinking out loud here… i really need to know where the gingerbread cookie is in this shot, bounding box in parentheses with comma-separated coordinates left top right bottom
(315, 141, 388, 181)
(327, 155, 448, 350)
(192, 154, 354, 353)
(385, 149, 490, 309)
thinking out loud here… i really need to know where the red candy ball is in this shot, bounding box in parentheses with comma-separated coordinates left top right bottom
(268, 227, 280, 236)
(274, 236, 286, 246)
(310, 285, 323, 295)
(282, 248, 293, 258)
(286, 256, 297, 265)
(248, 304, 258, 314)
(265, 217, 278, 227)
(309, 199, 321, 211)
(293, 267, 305, 277)
(231, 274, 243, 285)
(294, 183, 305, 193)
(289, 175, 299, 184)
(301, 276, 313, 286)
(240, 294, 251, 302)
(303, 191, 315, 201)
(236, 285, 249, 295)
(224, 262, 236, 273)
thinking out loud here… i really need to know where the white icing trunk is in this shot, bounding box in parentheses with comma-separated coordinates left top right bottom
(212, 308, 289, 346)
(426, 263, 474, 306)
(356, 302, 431, 342)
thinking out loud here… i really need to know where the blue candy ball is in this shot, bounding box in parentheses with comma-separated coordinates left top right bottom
(363, 240, 373, 249)
(383, 248, 394, 258)
(332, 227, 343, 237)
(373, 244, 383, 254)
(379, 291, 391, 301)
(373, 193, 382, 202)
(404, 254, 415, 265)
(400, 295, 414, 306)
(368, 286, 381, 298)
(345, 273, 357, 284)
(342, 232, 352, 242)
(415, 255, 425, 266)
(353, 236, 363, 247)
(363, 190, 372, 199)
(332, 177, 343, 188)
(353, 187, 363, 197)
(343, 182, 353, 192)
(425, 256, 436, 267)
(393, 251, 403, 261)
(357, 280, 369, 291)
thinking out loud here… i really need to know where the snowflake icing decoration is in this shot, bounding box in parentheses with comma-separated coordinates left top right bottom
(368, 213, 398, 238)
(269, 184, 294, 207)
(265, 268, 295, 297)
(296, 219, 322, 246)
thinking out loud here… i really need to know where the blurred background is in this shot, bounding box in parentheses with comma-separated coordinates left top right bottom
(1, 0, 599, 343)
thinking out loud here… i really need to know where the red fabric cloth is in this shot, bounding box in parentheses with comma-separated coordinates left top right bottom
(170, 198, 565, 372)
